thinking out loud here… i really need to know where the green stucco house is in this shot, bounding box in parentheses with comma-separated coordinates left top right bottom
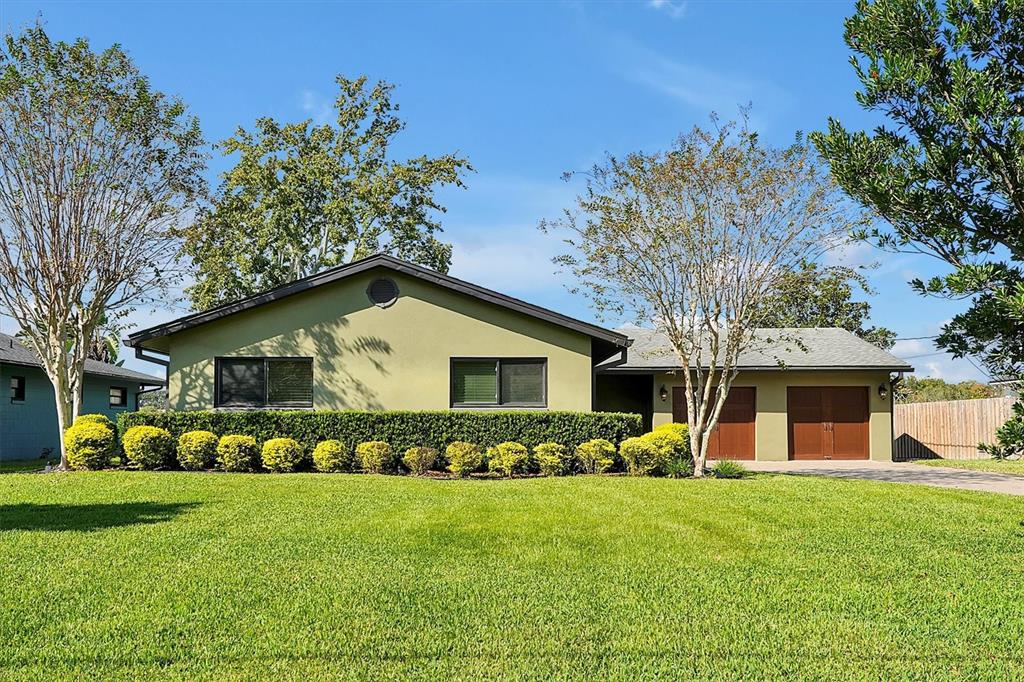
(0, 332, 164, 461)
(126, 254, 913, 461)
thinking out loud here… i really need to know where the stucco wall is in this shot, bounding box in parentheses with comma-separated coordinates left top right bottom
(649, 369, 894, 461)
(162, 268, 595, 412)
(0, 364, 139, 460)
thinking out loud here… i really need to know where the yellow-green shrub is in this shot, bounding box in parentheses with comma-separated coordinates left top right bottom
(641, 428, 690, 463)
(403, 447, 438, 475)
(64, 416, 116, 470)
(312, 440, 351, 473)
(487, 441, 529, 477)
(74, 413, 115, 428)
(533, 442, 570, 476)
(261, 438, 305, 473)
(576, 438, 616, 474)
(217, 435, 260, 472)
(356, 441, 395, 474)
(446, 441, 482, 477)
(619, 436, 662, 476)
(122, 425, 175, 470)
(177, 430, 218, 470)
(654, 422, 689, 440)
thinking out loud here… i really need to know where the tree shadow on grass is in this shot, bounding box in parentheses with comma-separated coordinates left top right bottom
(0, 502, 198, 532)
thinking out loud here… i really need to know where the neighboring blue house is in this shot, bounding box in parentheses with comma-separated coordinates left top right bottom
(0, 332, 164, 461)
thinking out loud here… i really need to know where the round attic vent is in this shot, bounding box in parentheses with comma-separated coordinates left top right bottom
(367, 277, 399, 308)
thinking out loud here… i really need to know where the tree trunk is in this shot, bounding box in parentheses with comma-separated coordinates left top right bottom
(52, 376, 74, 470)
(690, 426, 706, 478)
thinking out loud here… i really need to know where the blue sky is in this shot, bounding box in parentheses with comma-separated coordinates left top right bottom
(0, 0, 984, 381)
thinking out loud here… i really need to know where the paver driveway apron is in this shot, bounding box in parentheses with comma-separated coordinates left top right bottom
(739, 460, 1024, 496)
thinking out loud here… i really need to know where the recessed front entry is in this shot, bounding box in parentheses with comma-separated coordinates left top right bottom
(788, 386, 869, 460)
(672, 386, 756, 460)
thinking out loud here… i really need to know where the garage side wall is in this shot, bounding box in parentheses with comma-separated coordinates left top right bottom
(649, 370, 894, 461)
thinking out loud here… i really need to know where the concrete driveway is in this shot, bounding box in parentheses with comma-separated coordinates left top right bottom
(738, 460, 1024, 496)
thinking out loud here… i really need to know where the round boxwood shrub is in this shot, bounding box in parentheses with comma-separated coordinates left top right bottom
(64, 416, 117, 470)
(402, 446, 438, 475)
(177, 430, 219, 471)
(576, 439, 616, 474)
(446, 441, 482, 478)
(312, 440, 351, 473)
(619, 436, 663, 476)
(641, 428, 690, 461)
(217, 435, 260, 472)
(261, 438, 306, 473)
(487, 441, 529, 477)
(122, 425, 175, 470)
(533, 442, 570, 476)
(75, 413, 115, 428)
(356, 441, 395, 474)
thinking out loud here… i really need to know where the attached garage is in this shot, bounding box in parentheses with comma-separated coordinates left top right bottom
(672, 386, 756, 460)
(788, 386, 869, 460)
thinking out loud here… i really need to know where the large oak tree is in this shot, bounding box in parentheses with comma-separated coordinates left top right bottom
(182, 76, 472, 310)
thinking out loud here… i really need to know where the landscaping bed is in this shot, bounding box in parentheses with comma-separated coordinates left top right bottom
(1, 472, 1023, 679)
(914, 458, 1024, 477)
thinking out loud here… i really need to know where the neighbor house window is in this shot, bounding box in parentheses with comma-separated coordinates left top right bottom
(10, 376, 25, 402)
(450, 358, 546, 407)
(109, 386, 128, 408)
(215, 357, 313, 408)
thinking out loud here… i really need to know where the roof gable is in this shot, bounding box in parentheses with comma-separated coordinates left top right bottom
(126, 254, 629, 349)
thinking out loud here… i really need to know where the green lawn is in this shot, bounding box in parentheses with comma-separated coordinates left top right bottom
(2, 472, 1023, 680)
(914, 458, 1024, 477)
(0, 459, 58, 474)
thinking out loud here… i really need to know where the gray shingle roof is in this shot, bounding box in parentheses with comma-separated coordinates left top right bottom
(0, 332, 165, 384)
(605, 327, 913, 371)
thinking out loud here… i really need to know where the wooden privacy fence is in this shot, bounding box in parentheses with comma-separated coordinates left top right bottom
(893, 396, 1015, 460)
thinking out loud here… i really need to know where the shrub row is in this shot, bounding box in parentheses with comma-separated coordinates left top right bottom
(66, 414, 706, 478)
(116, 410, 642, 454)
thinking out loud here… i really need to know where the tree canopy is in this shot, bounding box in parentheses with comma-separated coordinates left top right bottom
(895, 376, 999, 403)
(812, 0, 1024, 380)
(181, 76, 472, 310)
(544, 117, 859, 475)
(750, 260, 896, 349)
(0, 26, 205, 467)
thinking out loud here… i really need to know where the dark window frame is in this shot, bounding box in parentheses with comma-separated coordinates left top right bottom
(214, 356, 314, 409)
(449, 357, 547, 408)
(10, 375, 25, 403)
(109, 386, 128, 409)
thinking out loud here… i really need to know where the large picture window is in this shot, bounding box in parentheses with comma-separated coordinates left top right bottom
(216, 357, 313, 408)
(450, 358, 546, 407)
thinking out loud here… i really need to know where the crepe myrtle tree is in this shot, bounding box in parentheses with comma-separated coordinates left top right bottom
(0, 27, 206, 468)
(543, 116, 861, 476)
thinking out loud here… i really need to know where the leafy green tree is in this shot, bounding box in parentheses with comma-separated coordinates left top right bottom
(0, 26, 205, 468)
(813, 0, 1024, 380)
(895, 376, 999, 403)
(750, 260, 896, 349)
(182, 76, 472, 310)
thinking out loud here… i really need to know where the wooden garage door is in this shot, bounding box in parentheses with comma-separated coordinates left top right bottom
(672, 386, 756, 460)
(787, 387, 869, 460)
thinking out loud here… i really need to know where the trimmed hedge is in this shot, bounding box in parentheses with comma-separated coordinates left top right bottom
(117, 410, 642, 453)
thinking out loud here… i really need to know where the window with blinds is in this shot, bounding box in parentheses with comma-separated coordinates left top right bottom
(450, 358, 545, 407)
(216, 357, 313, 408)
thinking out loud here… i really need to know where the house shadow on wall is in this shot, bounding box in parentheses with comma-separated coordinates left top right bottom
(174, 315, 393, 410)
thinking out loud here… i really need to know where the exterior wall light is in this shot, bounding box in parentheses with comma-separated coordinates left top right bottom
(878, 383, 889, 401)
(660, 384, 668, 402)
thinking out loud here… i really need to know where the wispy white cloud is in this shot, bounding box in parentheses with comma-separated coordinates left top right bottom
(300, 89, 333, 124)
(647, 0, 688, 20)
(612, 36, 789, 124)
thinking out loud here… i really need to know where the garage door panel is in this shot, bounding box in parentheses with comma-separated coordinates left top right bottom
(788, 386, 868, 460)
(672, 386, 755, 460)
